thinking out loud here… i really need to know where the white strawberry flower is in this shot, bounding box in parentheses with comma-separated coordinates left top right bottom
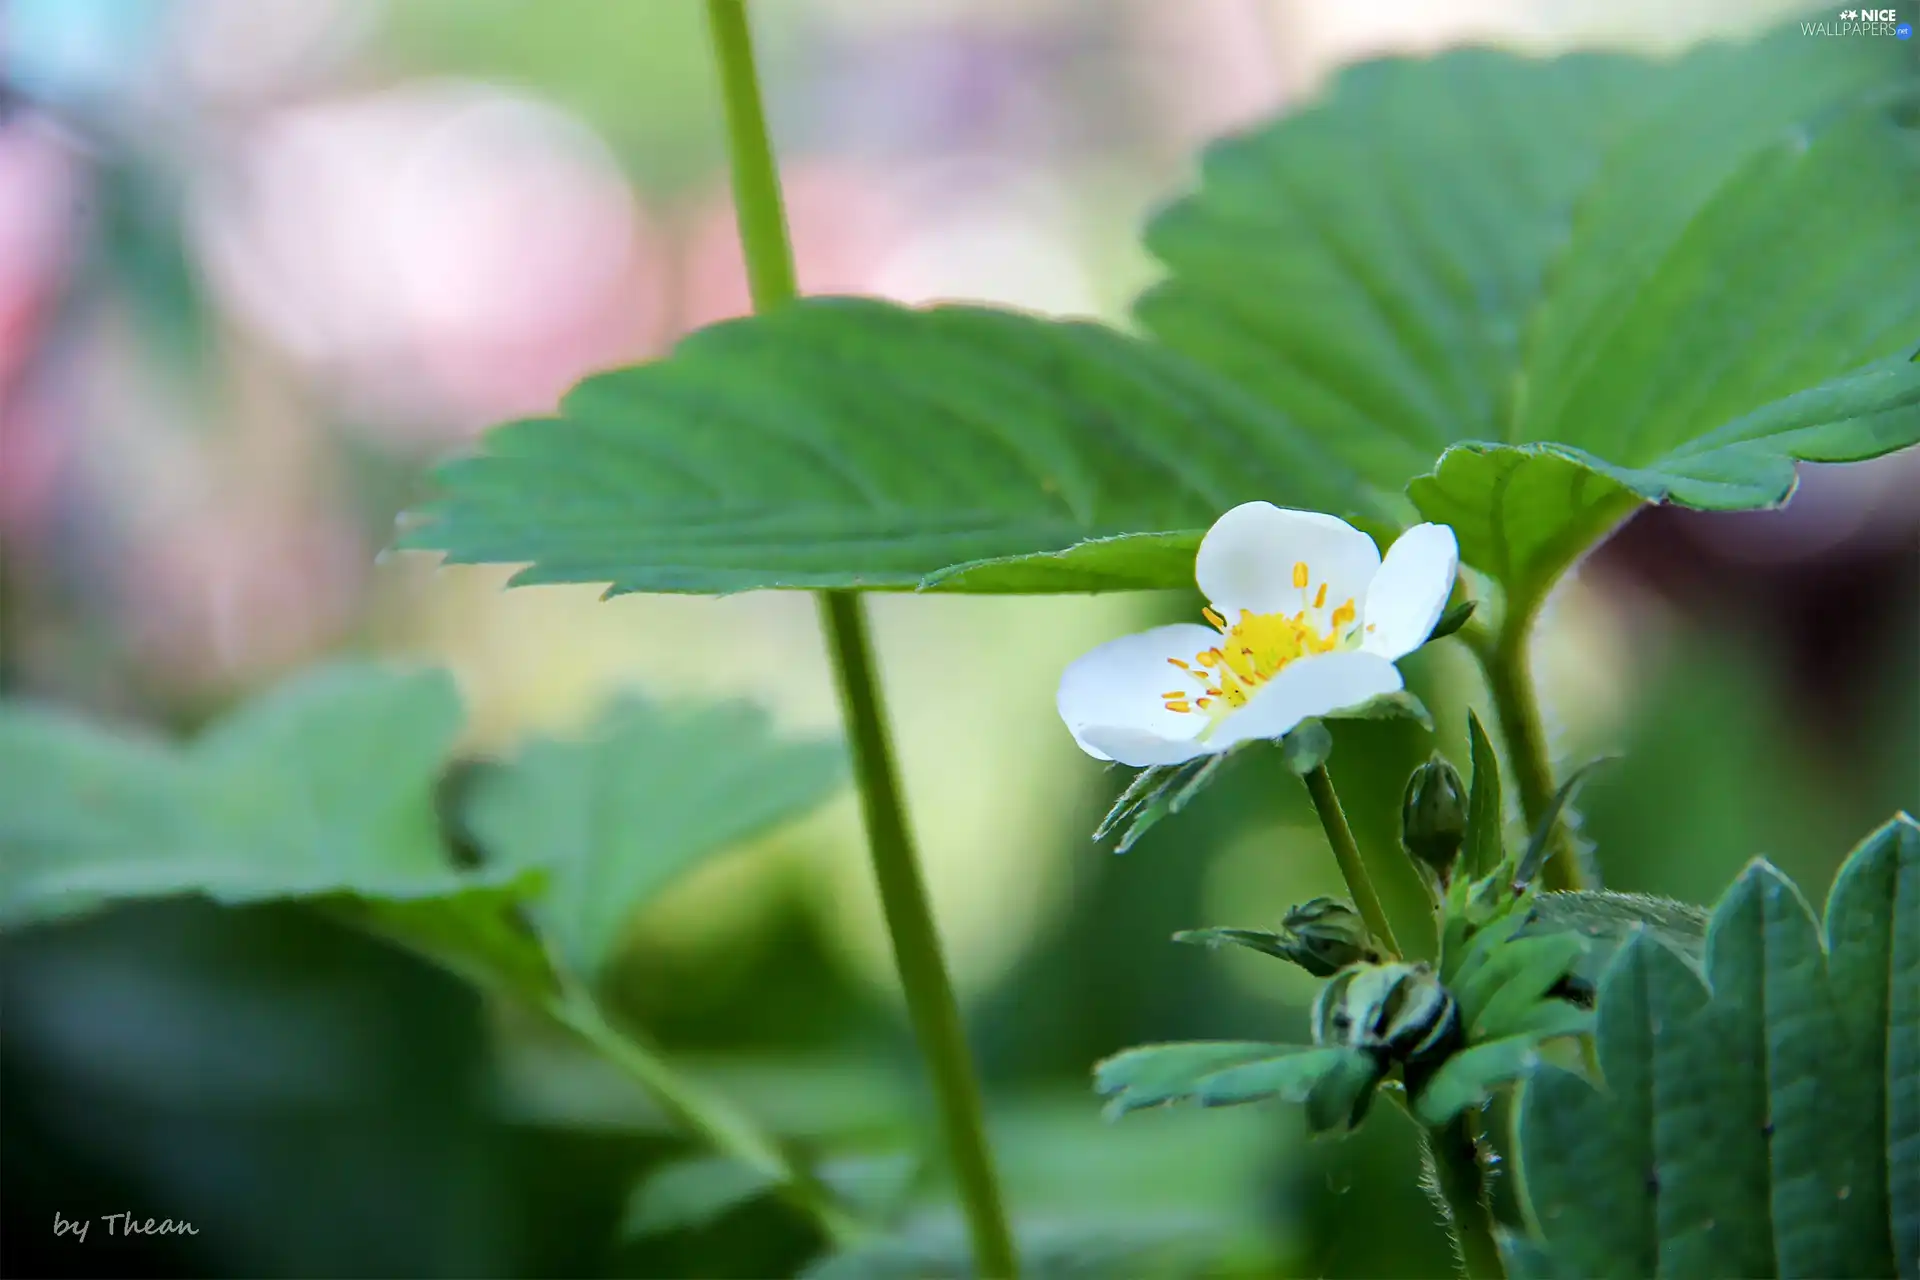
(1057, 503, 1459, 767)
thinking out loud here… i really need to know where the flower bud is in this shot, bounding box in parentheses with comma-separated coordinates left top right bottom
(1280, 897, 1379, 977)
(1402, 756, 1468, 888)
(1311, 962, 1459, 1067)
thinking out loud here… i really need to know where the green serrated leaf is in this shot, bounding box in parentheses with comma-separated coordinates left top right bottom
(1140, 27, 1920, 614)
(399, 298, 1380, 596)
(461, 697, 846, 980)
(1518, 818, 1920, 1278)
(1823, 814, 1919, 1277)
(1464, 710, 1504, 881)
(1093, 1041, 1352, 1118)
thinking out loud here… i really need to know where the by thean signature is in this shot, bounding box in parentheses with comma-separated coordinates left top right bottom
(54, 1212, 198, 1243)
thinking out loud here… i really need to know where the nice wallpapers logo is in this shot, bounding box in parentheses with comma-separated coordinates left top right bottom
(53, 1211, 199, 1243)
(1808, 7, 1914, 35)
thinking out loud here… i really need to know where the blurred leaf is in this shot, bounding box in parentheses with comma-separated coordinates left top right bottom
(94, 158, 212, 385)
(461, 697, 845, 979)
(620, 1155, 776, 1239)
(1139, 28, 1920, 613)
(398, 299, 1378, 595)
(1517, 816, 1918, 1277)
(622, 1151, 918, 1240)
(1094, 1041, 1361, 1119)
(0, 666, 510, 913)
(382, 0, 725, 192)
(803, 1209, 1222, 1280)
(1303, 1047, 1390, 1137)
(1500, 1230, 1558, 1280)
(1277, 718, 1334, 774)
(0, 665, 552, 993)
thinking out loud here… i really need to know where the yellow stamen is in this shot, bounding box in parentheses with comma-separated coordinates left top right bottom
(1158, 588, 1365, 727)
(1292, 561, 1309, 589)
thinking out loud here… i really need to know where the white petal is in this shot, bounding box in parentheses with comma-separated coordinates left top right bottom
(1077, 725, 1221, 768)
(1056, 623, 1221, 766)
(1206, 651, 1405, 751)
(1194, 502, 1381, 622)
(1360, 523, 1459, 661)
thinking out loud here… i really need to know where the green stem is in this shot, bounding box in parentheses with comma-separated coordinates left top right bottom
(704, 7, 1017, 1274)
(549, 991, 866, 1248)
(1425, 1115, 1507, 1280)
(705, 0, 798, 311)
(816, 593, 1020, 1277)
(1473, 619, 1585, 891)
(1300, 763, 1402, 958)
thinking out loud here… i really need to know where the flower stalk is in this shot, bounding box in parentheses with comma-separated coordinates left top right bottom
(1300, 762, 1402, 958)
(704, 5, 1018, 1275)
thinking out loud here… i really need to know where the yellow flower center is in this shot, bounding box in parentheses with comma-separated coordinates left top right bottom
(1160, 560, 1361, 735)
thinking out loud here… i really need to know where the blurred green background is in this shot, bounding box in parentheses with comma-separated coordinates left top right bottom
(0, 0, 1913, 1275)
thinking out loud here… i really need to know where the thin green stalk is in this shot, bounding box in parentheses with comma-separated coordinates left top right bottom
(816, 593, 1020, 1277)
(1473, 620, 1585, 891)
(704, 6, 1018, 1275)
(705, 0, 797, 311)
(1300, 763, 1402, 958)
(1424, 1115, 1507, 1280)
(549, 991, 866, 1248)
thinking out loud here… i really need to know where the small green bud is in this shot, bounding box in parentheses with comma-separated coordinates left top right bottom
(1280, 898, 1380, 977)
(1402, 756, 1469, 888)
(1311, 962, 1459, 1067)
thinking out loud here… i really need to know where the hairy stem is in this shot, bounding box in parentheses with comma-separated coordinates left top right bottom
(704, 6, 1018, 1274)
(1473, 618, 1584, 891)
(1301, 763, 1402, 958)
(550, 992, 866, 1248)
(1424, 1115, 1507, 1280)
